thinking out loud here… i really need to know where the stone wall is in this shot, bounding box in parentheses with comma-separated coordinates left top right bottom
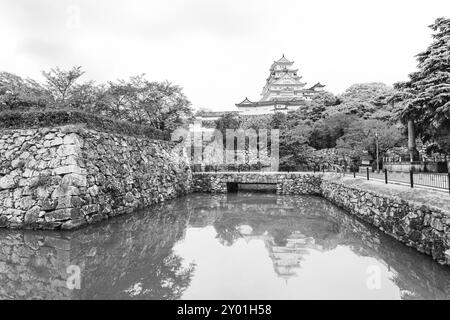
(0, 125, 192, 230)
(192, 172, 322, 195)
(321, 178, 450, 266)
(384, 161, 447, 173)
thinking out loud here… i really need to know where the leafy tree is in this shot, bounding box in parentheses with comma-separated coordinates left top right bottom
(271, 112, 287, 129)
(106, 75, 192, 131)
(312, 90, 341, 107)
(0, 67, 193, 133)
(392, 17, 450, 152)
(215, 112, 241, 135)
(279, 120, 314, 170)
(144, 81, 192, 131)
(325, 83, 395, 120)
(336, 119, 405, 168)
(0, 72, 50, 110)
(285, 91, 340, 123)
(240, 115, 272, 130)
(194, 107, 213, 116)
(42, 66, 85, 106)
(309, 113, 358, 150)
(69, 81, 110, 114)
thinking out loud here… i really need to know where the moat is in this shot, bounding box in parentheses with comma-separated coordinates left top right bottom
(0, 192, 449, 300)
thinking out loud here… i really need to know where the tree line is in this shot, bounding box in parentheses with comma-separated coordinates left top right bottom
(0, 67, 193, 132)
(214, 83, 405, 171)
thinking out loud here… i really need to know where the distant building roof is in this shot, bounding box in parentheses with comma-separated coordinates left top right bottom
(309, 82, 326, 89)
(236, 99, 308, 108)
(197, 110, 239, 118)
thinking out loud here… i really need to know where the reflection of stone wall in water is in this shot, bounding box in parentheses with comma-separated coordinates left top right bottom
(0, 125, 192, 230)
(320, 179, 450, 266)
(187, 194, 450, 299)
(192, 173, 450, 266)
(0, 230, 74, 299)
(0, 194, 449, 299)
(0, 199, 195, 300)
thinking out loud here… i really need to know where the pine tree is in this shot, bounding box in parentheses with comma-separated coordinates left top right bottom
(393, 17, 450, 147)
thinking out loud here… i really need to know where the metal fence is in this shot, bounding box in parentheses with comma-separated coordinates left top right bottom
(352, 168, 450, 193)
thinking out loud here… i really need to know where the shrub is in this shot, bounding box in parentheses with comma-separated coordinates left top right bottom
(0, 109, 170, 140)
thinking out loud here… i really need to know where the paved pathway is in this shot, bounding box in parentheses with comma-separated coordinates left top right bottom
(328, 174, 450, 213)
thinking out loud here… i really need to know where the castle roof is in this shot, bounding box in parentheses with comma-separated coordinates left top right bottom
(236, 99, 308, 108)
(238, 97, 253, 105)
(274, 54, 293, 64)
(309, 82, 326, 89)
(270, 54, 294, 70)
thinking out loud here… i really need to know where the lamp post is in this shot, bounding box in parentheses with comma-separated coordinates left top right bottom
(375, 131, 380, 173)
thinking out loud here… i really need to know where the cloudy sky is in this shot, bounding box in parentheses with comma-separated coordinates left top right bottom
(0, 0, 448, 111)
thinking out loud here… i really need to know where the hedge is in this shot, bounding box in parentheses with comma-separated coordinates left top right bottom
(0, 109, 170, 140)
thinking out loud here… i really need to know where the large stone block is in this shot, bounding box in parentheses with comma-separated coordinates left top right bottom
(0, 175, 16, 190)
(51, 186, 80, 198)
(61, 173, 87, 187)
(56, 144, 80, 157)
(53, 165, 86, 176)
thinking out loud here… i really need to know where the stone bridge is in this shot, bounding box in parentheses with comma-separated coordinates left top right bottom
(192, 172, 323, 195)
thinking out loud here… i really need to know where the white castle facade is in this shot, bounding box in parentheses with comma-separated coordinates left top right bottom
(235, 55, 325, 115)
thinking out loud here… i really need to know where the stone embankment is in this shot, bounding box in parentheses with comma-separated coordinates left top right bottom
(0, 125, 191, 230)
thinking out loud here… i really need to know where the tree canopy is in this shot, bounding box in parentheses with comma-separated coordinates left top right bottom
(325, 83, 395, 120)
(0, 67, 193, 133)
(393, 17, 450, 149)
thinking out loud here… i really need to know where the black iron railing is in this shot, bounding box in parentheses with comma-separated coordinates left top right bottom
(352, 168, 450, 193)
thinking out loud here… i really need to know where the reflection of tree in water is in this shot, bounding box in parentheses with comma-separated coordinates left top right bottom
(0, 199, 196, 300)
(196, 193, 450, 299)
(214, 217, 246, 246)
(212, 204, 340, 250)
(213, 211, 339, 278)
(71, 202, 197, 300)
(2, 193, 450, 300)
(122, 254, 195, 300)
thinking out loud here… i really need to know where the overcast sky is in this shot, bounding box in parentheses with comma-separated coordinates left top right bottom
(0, 0, 448, 111)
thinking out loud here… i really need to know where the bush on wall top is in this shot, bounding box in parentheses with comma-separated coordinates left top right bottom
(0, 109, 170, 141)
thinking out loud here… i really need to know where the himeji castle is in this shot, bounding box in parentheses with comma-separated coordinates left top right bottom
(236, 55, 325, 115)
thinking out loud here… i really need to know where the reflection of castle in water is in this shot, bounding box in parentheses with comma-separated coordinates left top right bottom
(188, 193, 344, 280)
(0, 193, 449, 300)
(187, 193, 450, 299)
(268, 232, 318, 279)
(242, 232, 320, 279)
